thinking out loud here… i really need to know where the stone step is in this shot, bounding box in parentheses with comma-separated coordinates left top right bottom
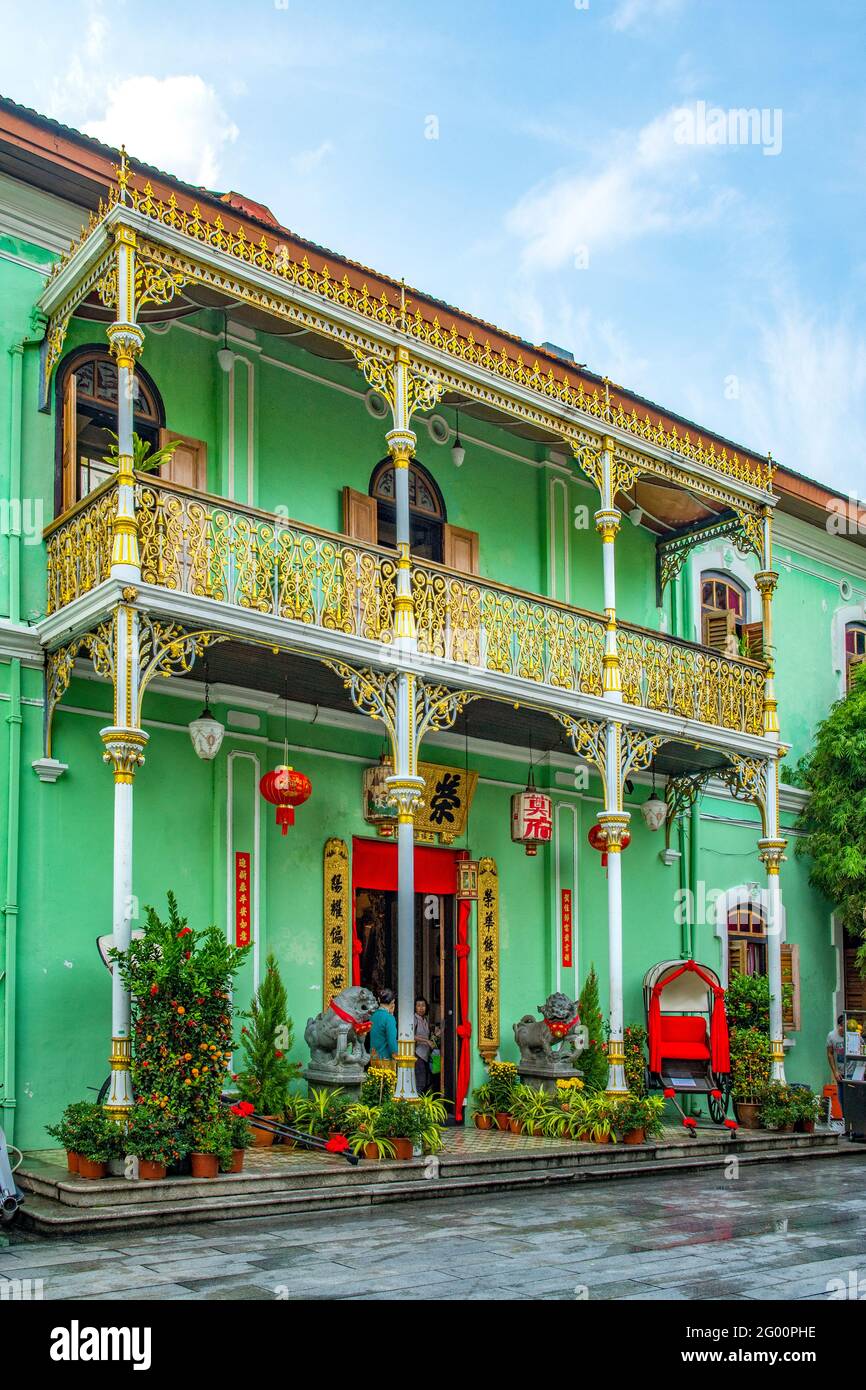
(14, 1137, 859, 1236)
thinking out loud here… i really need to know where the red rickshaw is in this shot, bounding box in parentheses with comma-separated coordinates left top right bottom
(643, 958, 733, 1132)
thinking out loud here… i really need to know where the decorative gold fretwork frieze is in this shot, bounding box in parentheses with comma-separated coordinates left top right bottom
(44, 153, 776, 499)
(44, 622, 115, 757)
(664, 753, 770, 850)
(621, 728, 668, 784)
(135, 618, 229, 721)
(554, 714, 607, 782)
(323, 660, 479, 766)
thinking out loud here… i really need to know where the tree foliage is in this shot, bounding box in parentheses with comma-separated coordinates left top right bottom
(576, 964, 609, 1091)
(796, 664, 866, 962)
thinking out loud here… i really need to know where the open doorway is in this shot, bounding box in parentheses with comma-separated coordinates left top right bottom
(355, 887, 458, 1112)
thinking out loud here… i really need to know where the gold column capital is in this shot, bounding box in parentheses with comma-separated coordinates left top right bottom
(758, 836, 787, 873)
(101, 726, 149, 783)
(597, 811, 631, 851)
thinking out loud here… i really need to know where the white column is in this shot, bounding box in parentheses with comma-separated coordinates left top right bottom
(760, 755, 787, 1083)
(599, 718, 629, 1094)
(106, 223, 143, 584)
(100, 606, 148, 1119)
(384, 350, 424, 1099)
(596, 438, 622, 701)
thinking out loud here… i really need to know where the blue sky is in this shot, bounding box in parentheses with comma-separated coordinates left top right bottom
(2, 0, 865, 490)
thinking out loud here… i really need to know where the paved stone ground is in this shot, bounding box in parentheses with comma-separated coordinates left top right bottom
(1, 1155, 865, 1301)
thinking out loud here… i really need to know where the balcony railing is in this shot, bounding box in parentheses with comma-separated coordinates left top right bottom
(43, 476, 766, 736)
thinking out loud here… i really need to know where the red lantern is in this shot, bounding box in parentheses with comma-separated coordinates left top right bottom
(587, 823, 631, 868)
(259, 765, 312, 835)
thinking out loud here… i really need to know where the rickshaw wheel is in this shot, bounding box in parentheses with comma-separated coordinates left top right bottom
(707, 1078, 731, 1124)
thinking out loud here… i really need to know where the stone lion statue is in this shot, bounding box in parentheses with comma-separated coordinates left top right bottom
(513, 991, 585, 1068)
(305, 985, 379, 1070)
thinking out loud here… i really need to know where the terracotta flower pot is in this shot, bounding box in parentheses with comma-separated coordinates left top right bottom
(190, 1152, 219, 1179)
(138, 1159, 166, 1181)
(393, 1137, 414, 1160)
(249, 1116, 277, 1148)
(66, 1150, 79, 1174)
(78, 1157, 107, 1180)
(798, 1119, 815, 1134)
(623, 1128, 646, 1145)
(734, 1101, 761, 1130)
(577, 1131, 593, 1143)
(229, 1149, 245, 1173)
(474, 1114, 493, 1129)
(495, 1112, 511, 1131)
(592, 1133, 610, 1144)
(364, 1142, 381, 1160)
(532, 1127, 545, 1138)
(509, 1118, 524, 1135)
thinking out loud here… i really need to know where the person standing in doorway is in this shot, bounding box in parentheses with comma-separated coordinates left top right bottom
(827, 1014, 850, 1119)
(414, 997, 433, 1094)
(370, 989, 397, 1071)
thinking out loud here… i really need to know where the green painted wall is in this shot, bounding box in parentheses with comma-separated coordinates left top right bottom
(0, 200, 858, 1154)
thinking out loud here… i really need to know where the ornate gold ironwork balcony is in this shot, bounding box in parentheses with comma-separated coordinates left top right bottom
(43, 477, 766, 736)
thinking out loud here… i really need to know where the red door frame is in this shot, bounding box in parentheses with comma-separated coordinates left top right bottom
(351, 838, 472, 1119)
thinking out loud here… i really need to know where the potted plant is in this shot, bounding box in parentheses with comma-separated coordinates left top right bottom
(227, 1102, 255, 1172)
(347, 1104, 396, 1161)
(46, 1100, 102, 1173)
(188, 1114, 234, 1178)
(470, 1082, 496, 1129)
(576, 966, 609, 1091)
(487, 1060, 518, 1130)
(623, 1025, 649, 1097)
(793, 1087, 821, 1133)
(73, 1106, 116, 1180)
(235, 953, 301, 1145)
(377, 1098, 422, 1160)
(510, 1084, 555, 1137)
(294, 1086, 346, 1140)
(615, 1094, 665, 1144)
(554, 1076, 585, 1113)
(730, 1028, 772, 1127)
(759, 1082, 797, 1132)
(548, 1093, 589, 1140)
(125, 1101, 185, 1180)
(361, 1066, 397, 1106)
(583, 1094, 617, 1144)
(415, 1092, 448, 1154)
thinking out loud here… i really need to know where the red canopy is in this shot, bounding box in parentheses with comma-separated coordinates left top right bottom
(648, 959, 730, 1075)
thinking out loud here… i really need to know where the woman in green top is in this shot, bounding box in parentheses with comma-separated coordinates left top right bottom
(370, 989, 397, 1070)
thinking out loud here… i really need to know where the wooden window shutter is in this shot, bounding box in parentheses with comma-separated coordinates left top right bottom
(61, 370, 77, 511)
(443, 523, 480, 575)
(781, 943, 800, 1031)
(844, 947, 866, 1013)
(742, 621, 765, 662)
(728, 938, 748, 980)
(703, 608, 736, 652)
(342, 487, 378, 545)
(848, 653, 866, 691)
(158, 430, 208, 491)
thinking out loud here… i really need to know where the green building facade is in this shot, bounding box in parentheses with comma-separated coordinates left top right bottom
(0, 100, 861, 1148)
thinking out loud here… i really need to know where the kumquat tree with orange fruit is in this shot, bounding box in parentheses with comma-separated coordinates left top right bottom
(111, 892, 251, 1129)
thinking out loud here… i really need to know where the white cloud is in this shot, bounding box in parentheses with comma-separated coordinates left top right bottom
(85, 75, 239, 187)
(289, 140, 334, 177)
(738, 302, 866, 493)
(506, 107, 735, 271)
(611, 0, 687, 32)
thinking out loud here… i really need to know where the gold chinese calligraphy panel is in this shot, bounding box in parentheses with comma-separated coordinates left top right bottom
(323, 838, 350, 1008)
(476, 857, 500, 1062)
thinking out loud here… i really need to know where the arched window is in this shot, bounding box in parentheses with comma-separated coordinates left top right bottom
(700, 571, 747, 652)
(56, 348, 164, 513)
(727, 901, 767, 980)
(845, 623, 866, 691)
(370, 458, 446, 563)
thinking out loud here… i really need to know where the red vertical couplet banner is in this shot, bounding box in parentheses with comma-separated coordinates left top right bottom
(561, 888, 573, 968)
(235, 851, 252, 947)
(455, 897, 472, 1123)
